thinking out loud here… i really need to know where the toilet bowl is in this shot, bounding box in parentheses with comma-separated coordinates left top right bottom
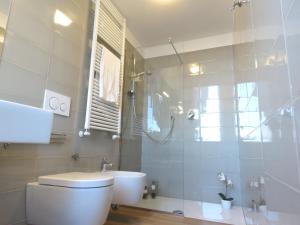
(26, 172, 114, 225)
(102, 171, 146, 205)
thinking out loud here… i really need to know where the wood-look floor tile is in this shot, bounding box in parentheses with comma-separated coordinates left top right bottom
(105, 207, 229, 225)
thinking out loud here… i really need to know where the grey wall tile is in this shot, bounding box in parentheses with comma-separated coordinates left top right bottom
(0, 157, 36, 192)
(0, 1, 119, 224)
(0, 190, 26, 225)
(0, 60, 46, 104)
(2, 31, 50, 76)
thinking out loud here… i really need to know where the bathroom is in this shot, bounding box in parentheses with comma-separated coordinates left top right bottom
(0, 0, 300, 225)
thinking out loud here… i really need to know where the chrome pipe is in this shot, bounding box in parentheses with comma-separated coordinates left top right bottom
(168, 37, 183, 65)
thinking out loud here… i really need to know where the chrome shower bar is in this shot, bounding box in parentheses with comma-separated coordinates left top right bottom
(168, 38, 183, 65)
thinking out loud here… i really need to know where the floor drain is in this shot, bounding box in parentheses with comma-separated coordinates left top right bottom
(172, 210, 184, 216)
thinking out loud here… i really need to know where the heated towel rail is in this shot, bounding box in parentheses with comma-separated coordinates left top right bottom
(80, 0, 126, 137)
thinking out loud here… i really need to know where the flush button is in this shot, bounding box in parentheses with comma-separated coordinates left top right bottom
(60, 103, 67, 112)
(49, 97, 59, 110)
(43, 89, 71, 117)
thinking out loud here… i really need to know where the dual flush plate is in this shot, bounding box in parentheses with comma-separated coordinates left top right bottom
(43, 90, 71, 117)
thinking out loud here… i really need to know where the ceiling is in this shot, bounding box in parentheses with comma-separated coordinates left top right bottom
(111, 0, 234, 47)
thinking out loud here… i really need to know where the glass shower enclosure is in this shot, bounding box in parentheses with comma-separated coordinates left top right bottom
(120, 39, 241, 223)
(119, 1, 300, 224)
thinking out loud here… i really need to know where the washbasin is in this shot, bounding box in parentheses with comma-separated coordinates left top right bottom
(102, 171, 146, 205)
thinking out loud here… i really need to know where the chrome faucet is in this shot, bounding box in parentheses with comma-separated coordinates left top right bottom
(101, 157, 113, 172)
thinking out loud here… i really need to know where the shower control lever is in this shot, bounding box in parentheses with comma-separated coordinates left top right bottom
(101, 158, 113, 172)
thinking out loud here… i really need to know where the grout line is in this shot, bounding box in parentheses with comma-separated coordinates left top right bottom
(12, 219, 27, 225)
(0, 188, 25, 195)
(0, 57, 48, 80)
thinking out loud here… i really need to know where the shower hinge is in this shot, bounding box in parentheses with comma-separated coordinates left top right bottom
(231, 0, 251, 11)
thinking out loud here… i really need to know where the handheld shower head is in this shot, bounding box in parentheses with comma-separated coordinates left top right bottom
(131, 70, 152, 79)
(145, 70, 152, 76)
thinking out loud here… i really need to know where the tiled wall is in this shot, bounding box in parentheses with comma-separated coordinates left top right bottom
(0, 1, 118, 224)
(141, 46, 241, 204)
(234, 0, 300, 223)
(119, 40, 144, 171)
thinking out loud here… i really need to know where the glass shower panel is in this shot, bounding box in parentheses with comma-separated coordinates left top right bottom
(119, 40, 145, 172)
(182, 46, 241, 221)
(120, 40, 185, 214)
(233, 2, 265, 224)
(234, 0, 300, 224)
(139, 51, 184, 214)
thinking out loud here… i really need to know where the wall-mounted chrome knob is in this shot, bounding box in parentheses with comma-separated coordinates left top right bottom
(71, 153, 80, 161)
(187, 110, 195, 120)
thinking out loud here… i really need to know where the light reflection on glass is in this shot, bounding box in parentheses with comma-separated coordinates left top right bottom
(162, 91, 170, 98)
(201, 113, 221, 127)
(264, 52, 287, 67)
(237, 82, 261, 142)
(199, 86, 221, 142)
(200, 85, 220, 99)
(147, 95, 160, 132)
(201, 127, 221, 142)
(155, 93, 163, 103)
(194, 127, 201, 142)
(202, 100, 220, 113)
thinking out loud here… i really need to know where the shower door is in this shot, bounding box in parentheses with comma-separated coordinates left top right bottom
(119, 40, 185, 214)
(120, 40, 240, 218)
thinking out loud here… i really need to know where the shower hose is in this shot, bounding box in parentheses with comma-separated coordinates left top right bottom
(122, 96, 175, 145)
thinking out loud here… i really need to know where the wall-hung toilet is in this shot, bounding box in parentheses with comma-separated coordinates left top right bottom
(26, 172, 114, 225)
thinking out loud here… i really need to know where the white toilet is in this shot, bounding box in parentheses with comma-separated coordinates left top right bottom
(26, 172, 114, 225)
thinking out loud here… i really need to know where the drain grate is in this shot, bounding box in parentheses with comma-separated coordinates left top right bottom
(172, 210, 184, 216)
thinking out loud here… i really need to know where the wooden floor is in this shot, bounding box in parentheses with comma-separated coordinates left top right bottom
(105, 207, 228, 225)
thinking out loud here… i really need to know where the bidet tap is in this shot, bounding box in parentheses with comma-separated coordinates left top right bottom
(101, 157, 113, 172)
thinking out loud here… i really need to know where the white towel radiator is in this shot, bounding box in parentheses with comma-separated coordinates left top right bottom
(80, 0, 126, 136)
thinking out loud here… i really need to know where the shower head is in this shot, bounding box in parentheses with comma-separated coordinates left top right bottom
(131, 70, 152, 79)
(139, 70, 152, 76)
(145, 70, 152, 76)
(128, 70, 152, 97)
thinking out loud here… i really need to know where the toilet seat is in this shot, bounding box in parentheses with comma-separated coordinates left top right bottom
(38, 172, 114, 188)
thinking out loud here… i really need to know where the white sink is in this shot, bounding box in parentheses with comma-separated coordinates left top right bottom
(102, 171, 146, 205)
